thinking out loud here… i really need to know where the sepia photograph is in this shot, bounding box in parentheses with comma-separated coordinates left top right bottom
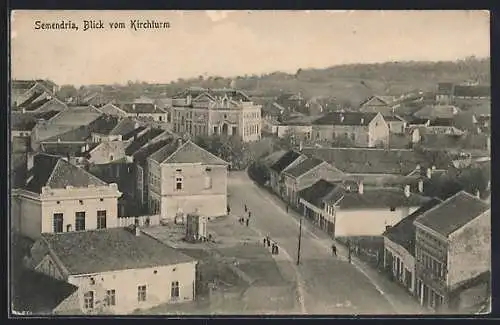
(9, 10, 491, 316)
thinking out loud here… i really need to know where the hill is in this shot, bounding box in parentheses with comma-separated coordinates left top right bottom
(73, 57, 490, 105)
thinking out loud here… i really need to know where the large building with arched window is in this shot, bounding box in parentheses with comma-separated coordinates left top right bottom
(171, 87, 262, 142)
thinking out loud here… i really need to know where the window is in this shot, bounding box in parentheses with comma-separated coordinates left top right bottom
(176, 177, 183, 190)
(204, 168, 212, 189)
(53, 213, 64, 233)
(75, 212, 86, 231)
(105, 289, 116, 306)
(159, 116, 163, 122)
(138, 285, 147, 302)
(97, 210, 107, 229)
(84, 291, 94, 310)
(171, 281, 180, 299)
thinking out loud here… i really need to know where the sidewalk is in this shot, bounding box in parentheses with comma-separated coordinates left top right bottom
(254, 183, 427, 315)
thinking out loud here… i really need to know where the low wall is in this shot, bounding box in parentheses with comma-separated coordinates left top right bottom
(117, 215, 160, 227)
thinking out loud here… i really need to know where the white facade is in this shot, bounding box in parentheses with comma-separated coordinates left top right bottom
(384, 236, 416, 293)
(12, 184, 122, 239)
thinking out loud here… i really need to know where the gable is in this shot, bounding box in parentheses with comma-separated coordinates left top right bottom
(193, 93, 215, 103)
(35, 254, 66, 281)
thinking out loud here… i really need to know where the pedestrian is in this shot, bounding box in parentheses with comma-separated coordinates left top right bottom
(227, 204, 231, 215)
(248, 211, 252, 219)
(275, 245, 279, 255)
(244, 204, 248, 212)
(263, 237, 266, 246)
(271, 243, 276, 255)
(331, 244, 337, 257)
(246, 218, 249, 227)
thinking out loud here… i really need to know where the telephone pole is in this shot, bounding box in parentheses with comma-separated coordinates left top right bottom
(297, 217, 302, 265)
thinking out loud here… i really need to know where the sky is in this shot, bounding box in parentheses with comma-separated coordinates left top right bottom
(11, 10, 490, 86)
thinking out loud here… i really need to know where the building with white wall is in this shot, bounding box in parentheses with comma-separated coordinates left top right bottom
(11, 153, 122, 239)
(25, 226, 198, 314)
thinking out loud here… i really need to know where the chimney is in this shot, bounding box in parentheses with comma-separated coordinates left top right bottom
(132, 104, 136, 110)
(135, 225, 141, 236)
(186, 94, 192, 105)
(154, 104, 157, 111)
(27, 152, 35, 171)
(418, 179, 424, 193)
(57, 137, 61, 143)
(22, 108, 26, 114)
(404, 185, 411, 198)
(177, 138, 183, 148)
(299, 141, 303, 152)
(432, 165, 436, 170)
(416, 164, 421, 171)
(360, 118, 364, 124)
(476, 189, 481, 199)
(426, 168, 432, 179)
(340, 114, 345, 123)
(358, 181, 364, 194)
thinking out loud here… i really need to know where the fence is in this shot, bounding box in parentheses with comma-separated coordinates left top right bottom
(117, 214, 160, 227)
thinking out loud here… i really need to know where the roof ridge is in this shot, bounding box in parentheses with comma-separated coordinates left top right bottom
(44, 158, 63, 189)
(159, 139, 189, 164)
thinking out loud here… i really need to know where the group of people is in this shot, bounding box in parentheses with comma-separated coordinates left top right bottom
(237, 204, 251, 226)
(263, 235, 279, 255)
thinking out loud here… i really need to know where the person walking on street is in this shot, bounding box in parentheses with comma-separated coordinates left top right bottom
(227, 205, 231, 215)
(248, 211, 252, 219)
(244, 204, 248, 212)
(245, 218, 249, 227)
(331, 244, 337, 257)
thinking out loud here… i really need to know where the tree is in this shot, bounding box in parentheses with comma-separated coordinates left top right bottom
(56, 85, 78, 100)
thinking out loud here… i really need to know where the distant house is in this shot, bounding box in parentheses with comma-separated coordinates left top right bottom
(124, 127, 171, 161)
(276, 115, 317, 140)
(414, 105, 462, 121)
(384, 115, 407, 134)
(281, 157, 344, 207)
(118, 103, 169, 122)
(268, 150, 306, 195)
(299, 180, 432, 237)
(262, 102, 284, 134)
(435, 83, 455, 104)
(18, 95, 68, 114)
(453, 84, 490, 100)
(12, 79, 59, 107)
(11, 153, 122, 239)
(301, 147, 428, 178)
(25, 227, 198, 314)
(382, 198, 442, 295)
(358, 95, 398, 115)
(311, 111, 389, 148)
(413, 191, 490, 313)
(11, 111, 60, 140)
(96, 102, 128, 118)
(147, 139, 229, 220)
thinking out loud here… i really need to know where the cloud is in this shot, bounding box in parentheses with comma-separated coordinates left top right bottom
(206, 10, 234, 22)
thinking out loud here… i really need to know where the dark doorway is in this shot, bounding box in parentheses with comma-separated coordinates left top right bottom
(222, 123, 229, 136)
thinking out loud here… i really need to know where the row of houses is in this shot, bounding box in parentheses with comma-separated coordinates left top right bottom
(11, 99, 234, 314)
(261, 145, 490, 313)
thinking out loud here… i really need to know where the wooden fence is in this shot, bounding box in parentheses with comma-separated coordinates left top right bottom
(117, 214, 160, 227)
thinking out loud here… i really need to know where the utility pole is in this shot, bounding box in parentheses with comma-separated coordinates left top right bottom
(297, 217, 302, 265)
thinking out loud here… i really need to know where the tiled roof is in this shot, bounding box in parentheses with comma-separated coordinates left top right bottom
(406, 116, 430, 125)
(383, 198, 442, 254)
(119, 103, 165, 114)
(33, 110, 60, 120)
(281, 115, 319, 126)
(41, 142, 99, 157)
(415, 191, 490, 237)
(11, 113, 37, 131)
(12, 80, 36, 90)
(299, 179, 339, 207)
(429, 117, 454, 127)
(383, 115, 406, 122)
(122, 125, 147, 141)
(97, 103, 127, 116)
(124, 128, 165, 156)
(313, 111, 378, 126)
(43, 125, 92, 143)
(48, 107, 102, 126)
(23, 97, 52, 112)
(149, 140, 228, 165)
(283, 157, 324, 178)
(133, 138, 176, 167)
(25, 153, 108, 193)
(17, 91, 45, 108)
(41, 227, 196, 275)
(301, 147, 425, 175)
(12, 269, 78, 314)
(109, 118, 140, 137)
(90, 114, 120, 134)
(336, 187, 432, 209)
(261, 150, 287, 168)
(269, 150, 302, 173)
(414, 105, 462, 119)
(454, 85, 490, 98)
